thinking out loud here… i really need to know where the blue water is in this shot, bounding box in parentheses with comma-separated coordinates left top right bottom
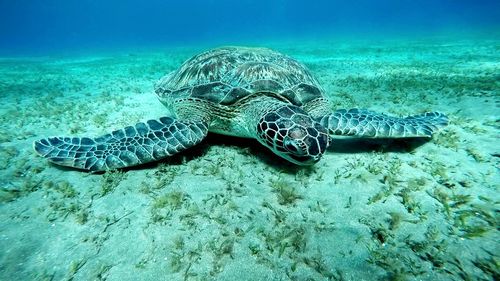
(1, 0, 499, 55)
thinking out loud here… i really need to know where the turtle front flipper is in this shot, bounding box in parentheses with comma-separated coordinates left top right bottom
(33, 117, 208, 171)
(318, 109, 448, 138)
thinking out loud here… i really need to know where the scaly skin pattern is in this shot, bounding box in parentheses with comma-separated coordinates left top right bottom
(256, 104, 329, 165)
(319, 109, 448, 138)
(33, 117, 208, 171)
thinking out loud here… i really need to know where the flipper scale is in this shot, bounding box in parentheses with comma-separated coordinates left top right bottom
(319, 109, 448, 138)
(34, 117, 208, 171)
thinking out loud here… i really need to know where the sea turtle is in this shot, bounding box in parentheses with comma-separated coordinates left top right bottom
(34, 46, 448, 171)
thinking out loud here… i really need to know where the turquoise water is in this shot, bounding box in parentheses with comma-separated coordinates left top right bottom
(0, 1, 499, 281)
(1, 0, 499, 54)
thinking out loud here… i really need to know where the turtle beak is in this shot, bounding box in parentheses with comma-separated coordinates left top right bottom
(288, 154, 322, 165)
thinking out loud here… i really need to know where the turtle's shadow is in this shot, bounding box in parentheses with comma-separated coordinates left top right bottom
(327, 137, 429, 154)
(255, 138, 430, 174)
(193, 134, 431, 174)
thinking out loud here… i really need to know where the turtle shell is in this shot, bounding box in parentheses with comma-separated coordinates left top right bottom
(154, 47, 325, 106)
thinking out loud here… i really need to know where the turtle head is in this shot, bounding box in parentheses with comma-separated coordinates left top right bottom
(256, 105, 330, 165)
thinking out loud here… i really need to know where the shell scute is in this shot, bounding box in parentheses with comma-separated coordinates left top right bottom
(155, 47, 325, 106)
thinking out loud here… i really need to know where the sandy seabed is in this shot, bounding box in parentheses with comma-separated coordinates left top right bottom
(0, 38, 498, 281)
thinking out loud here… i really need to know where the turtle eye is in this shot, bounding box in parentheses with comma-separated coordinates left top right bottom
(285, 142, 298, 153)
(284, 138, 303, 155)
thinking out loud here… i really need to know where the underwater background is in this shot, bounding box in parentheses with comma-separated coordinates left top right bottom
(0, 1, 499, 280)
(1, 0, 499, 54)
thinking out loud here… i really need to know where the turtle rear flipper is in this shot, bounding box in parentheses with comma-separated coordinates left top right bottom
(33, 117, 208, 171)
(319, 109, 448, 138)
